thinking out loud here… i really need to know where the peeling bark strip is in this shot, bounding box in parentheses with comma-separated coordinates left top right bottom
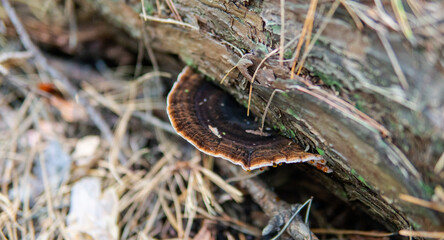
(83, 0, 444, 230)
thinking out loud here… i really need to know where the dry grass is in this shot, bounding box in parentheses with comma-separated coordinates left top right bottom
(0, 61, 250, 239)
(0, 61, 251, 240)
(1, 0, 443, 238)
(0, 2, 251, 238)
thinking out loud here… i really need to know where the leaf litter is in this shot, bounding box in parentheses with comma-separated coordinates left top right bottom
(0, 2, 254, 238)
(3, 0, 441, 238)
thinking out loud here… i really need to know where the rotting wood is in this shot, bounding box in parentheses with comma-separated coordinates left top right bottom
(81, 0, 444, 231)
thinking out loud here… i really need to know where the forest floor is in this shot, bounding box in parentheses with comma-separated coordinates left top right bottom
(1, 0, 442, 239)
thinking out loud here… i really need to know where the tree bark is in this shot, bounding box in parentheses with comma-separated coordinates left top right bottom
(82, 0, 444, 231)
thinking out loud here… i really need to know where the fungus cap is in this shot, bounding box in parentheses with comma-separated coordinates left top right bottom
(167, 67, 324, 171)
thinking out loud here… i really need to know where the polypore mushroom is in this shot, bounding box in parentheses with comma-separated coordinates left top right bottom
(167, 67, 330, 172)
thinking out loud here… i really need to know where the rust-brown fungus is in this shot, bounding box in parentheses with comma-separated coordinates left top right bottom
(167, 67, 326, 171)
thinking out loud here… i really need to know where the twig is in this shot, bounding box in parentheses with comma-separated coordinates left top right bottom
(81, 80, 175, 134)
(434, 152, 444, 174)
(376, 30, 409, 90)
(220, 64, 238, 84)
(399, 194, 444, 213)
(165, 0, 183, 22)
(247, 48, 280, 116)
(38, 153, 56, 220)
(339, 0, 363, 30)
(0, 51, 33, 63)
(217, 160, 318, 240)
(290, 0, 318, 79)
(279, 0, 286, 65)
(139, 14, 198, 30)
(260, 89, 282, 132)
(345, 0, 409, 90)
(311, 228, 395, 237)
(399, 230, 444, 239)
(132, 111, 176, 134)
(270, 197, 313, 240)
(108, 90, 135, 184)
(294, 0, 340, 78)
(195, 208, 262, 236)
(391, 0, 416, 44)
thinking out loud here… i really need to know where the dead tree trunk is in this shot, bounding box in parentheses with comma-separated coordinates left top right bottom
(82, 0, 444, 231)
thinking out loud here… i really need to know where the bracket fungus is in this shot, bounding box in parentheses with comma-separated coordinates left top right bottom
(167, 67, 331, 172)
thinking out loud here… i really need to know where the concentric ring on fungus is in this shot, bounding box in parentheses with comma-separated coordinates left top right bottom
(167, 67, 329, 171)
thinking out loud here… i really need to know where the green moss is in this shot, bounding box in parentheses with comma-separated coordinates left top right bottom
(316, 148, 325, 156)
(353, 94, 365, 112)
(313, 70, 343, 92)
(281, 92, 289, 98)
(357, 175, 368, 186)
(141, 0, 154, 15)
(250, 6, 262, 14)
(284, 49, 293, 60)
(287, 129, 296, 138)
(323, 77, 343, 92)
(410, 221, 422, 230)
(286, 108, 299, 120)
(206, 75, 216, 81)
(339, 190, 348, 199)
(272, 123, 287, 133)
(268, 24, 281, 35)
(351, 169, 371, 189)
(182, 56, 197, 69)
(254, 43, 269, 56)
(419, 182, 434, 197)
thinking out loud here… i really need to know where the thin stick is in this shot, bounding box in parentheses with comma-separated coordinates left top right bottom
(376, 30, 409, 89)
(140, 0, 148, 20)
(399, 230, 444, 239)
(244, 35, 301, 116)
(165, 0, 183, 22)
(399, 194, 444, 213)
(295, 0, 340, 77)
(345, 0, 409, 90)
(279, 0, 286, 65)
(109, 97, 134, 184)
(391, 0, 415, 44)
(38, 153, 56, 220)
(158, 186, 179, 232)
(260, 89, 282, 132)
(296, 0, 317, 76)
(155, 0, 161, 16)
(339, 0, 363, 30)
(220, 64, 239, 84)
(434, 152, 444, 174)
(270, 197, 313, 240)
(183, 173, 197, 240)
(134, 39, 144, 77)
(140, 14, 198, 30)
(311, 228, 395, 237)
(247, 48, 280, 116)
(290, 0, 318, 79)
(168, 181, 184, 238)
